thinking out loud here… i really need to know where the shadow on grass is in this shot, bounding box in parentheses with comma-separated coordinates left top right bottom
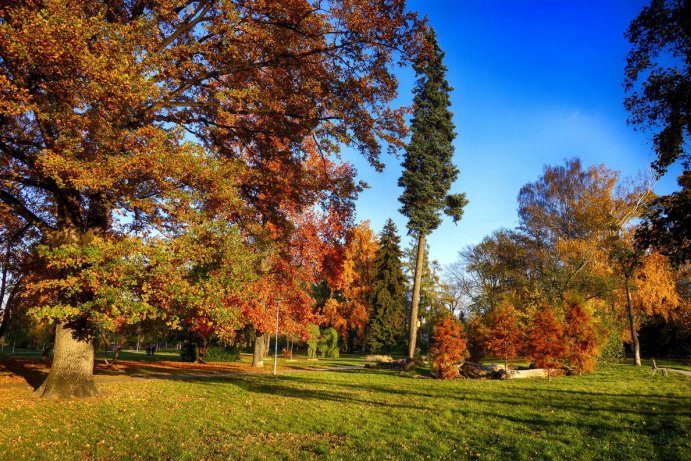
(0, 357, 47, 389)
(171, 369, 691, 460)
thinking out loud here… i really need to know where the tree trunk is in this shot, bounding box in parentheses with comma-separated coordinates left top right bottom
(0, 282, 19, 340)
(625, 278, 641, 366)
(252, 333, 265, 367)
(34, 322, 97, 398)
(407, 234, 426, 359)
(264, 333, 271, 357)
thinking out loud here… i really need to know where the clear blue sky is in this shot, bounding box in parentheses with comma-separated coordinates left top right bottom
(344, 0, 682, 267)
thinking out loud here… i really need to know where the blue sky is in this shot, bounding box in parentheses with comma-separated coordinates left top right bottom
(344, 0, 682, 267)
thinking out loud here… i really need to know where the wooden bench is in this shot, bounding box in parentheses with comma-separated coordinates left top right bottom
(651, 358, 668, 377)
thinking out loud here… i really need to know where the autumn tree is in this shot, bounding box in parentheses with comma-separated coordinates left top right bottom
(563, 300, 601, 374)
(367, 219, 406, 353)
(517, 159, 649, 307)
(323, 221, 379, 352)
(449, 230, 533, 316)
(398, 29, 467, 359)
(527, 306, 565, 380)
(484, 303, 524, 371)
(610, 231, 681, 366)
(0, 1, 425, 397)
(430, 314, 468, 379)
(625, 0, 691, 264)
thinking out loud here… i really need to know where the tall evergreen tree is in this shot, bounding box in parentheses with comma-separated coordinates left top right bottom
(398, 29, 467, 358)
(368, 219, 406, 353)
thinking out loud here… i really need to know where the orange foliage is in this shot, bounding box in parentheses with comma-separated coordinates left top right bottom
(325, 221, 379, 346)
(430, 315, 468, 379)
(563, 301, 601, 374)
(527, 306, 565, 379)
(632, 250, 681, 319)
(484, 303, 524, 370)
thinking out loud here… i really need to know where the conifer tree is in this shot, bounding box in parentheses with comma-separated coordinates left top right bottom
(398, 29, 467, 358)
(368, 219, 406, 353)
(527, 306, 566, 381)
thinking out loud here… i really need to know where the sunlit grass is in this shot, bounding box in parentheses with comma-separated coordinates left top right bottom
(0, 361, 689, 460)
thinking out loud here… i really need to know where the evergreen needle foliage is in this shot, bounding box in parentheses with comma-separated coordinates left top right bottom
(367, 219, 406, 353)
(398, 29, 467, 235)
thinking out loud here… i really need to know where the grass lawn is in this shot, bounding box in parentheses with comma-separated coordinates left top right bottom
(0, 357, 690, 461)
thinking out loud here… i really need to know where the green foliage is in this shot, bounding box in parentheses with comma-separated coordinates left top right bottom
(625, 0, 690, 264)
(398, 29, 466, 236)
(319, 327, 340, 358)
(367, 219, 406, 353)
(306, 323, 320, 359)
(180, 343, 197, 362)
(203, 345, 240, 363)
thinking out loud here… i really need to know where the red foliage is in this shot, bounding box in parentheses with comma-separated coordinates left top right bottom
(563, 301, 602, 374)
(527, 305, 566, 379)
(430, 315, 468, 379)
(484, 303, 524, 370)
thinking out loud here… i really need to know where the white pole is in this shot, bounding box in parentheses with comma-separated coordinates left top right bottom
(273, 300, 280, 375)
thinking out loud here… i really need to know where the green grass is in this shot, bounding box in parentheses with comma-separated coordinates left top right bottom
(1, 361, 690, 460)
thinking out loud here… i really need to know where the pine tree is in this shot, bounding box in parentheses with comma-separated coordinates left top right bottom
(367, 219, 407, 353)
(398, 29, 467, 358)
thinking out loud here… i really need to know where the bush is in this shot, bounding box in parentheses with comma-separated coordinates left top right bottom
(307, 324, 320, 359)
(204, 345, 240, 362)
(319, 327, 339, 358)
(180, 342, 197, 362)
(364, 355, 394, 363)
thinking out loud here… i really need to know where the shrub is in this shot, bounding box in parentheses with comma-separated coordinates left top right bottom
(430, 315, 468, 379)
(319, 327, 340, 358)
(364, 355, 394, 363)
(180, 342, 197, 362)
(307, 323, 320, 359)
(203, 345, 240, 362)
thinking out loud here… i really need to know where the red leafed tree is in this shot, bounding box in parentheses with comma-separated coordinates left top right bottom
(484, 303, 524, 371)
(527, 305, 566, 380)
(430, 314, 468, 379)
(563, 301, 601, 374)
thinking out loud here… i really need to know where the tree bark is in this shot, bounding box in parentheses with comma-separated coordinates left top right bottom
(252, 333, 265, 367)
(34, 322, 97, 398)
(264, 333, 271, 357)
(407, 234, 426, 359)
(35, 223, 105, 398)
(625, 278, 641, 366)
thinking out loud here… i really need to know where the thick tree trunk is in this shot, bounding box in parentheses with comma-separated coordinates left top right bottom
(625, 278, 641, 366)
(35, 223, 106, 398)
(34, 322, 97, 398)
(252, 333, 265, 367)
(407, 234, 426, 359)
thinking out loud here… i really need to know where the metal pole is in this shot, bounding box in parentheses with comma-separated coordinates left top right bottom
(273, 300, 280, 375)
